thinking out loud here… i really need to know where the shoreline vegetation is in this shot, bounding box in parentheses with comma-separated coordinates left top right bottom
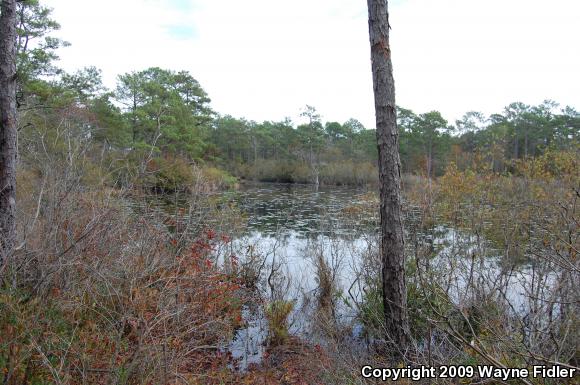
(1, 1, 579, 384)
(7, 152, 578, 384)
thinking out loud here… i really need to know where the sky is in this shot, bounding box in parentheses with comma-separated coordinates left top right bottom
(44, 0, 580, 128)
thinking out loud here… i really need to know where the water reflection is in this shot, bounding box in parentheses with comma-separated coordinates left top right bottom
(132, 183, 557, 370)
(229, 183, 377, 238)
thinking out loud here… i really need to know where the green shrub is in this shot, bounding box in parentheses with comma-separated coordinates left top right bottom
(358, 282, 384, 337)
(358, 276, 452, 343)
(200, 167, 238, 190)
(235, 159, 378, 185)
(144, 156, 194, 192)
(319, 160, 377, 186)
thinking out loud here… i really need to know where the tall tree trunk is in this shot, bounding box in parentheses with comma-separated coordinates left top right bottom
(524, 125, 529, 158)
(513, 128, 519, 159)
(367, 0, 410, 355)
(0, 0, 18, 265)
(427, 136, 433, 179)
(132, 94, 137, 142)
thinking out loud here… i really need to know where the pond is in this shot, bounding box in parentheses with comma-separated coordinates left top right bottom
(222, 183, 558, 369)
(223, 183, 378, 368)
(132, 182, 561, 370)
(226, 183, 377, 236)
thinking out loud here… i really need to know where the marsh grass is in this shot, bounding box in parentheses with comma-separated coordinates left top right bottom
(265, 300, 294, 347)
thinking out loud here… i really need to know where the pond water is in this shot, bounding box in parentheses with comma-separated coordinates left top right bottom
(223, 183, 378, 368)
(220, 183, 557, 369)
(133, 182, 559, 370)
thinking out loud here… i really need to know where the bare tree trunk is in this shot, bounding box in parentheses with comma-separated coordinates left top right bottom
(427, 137, 433, 179)
(0, 0, 18, 265)
(513, 129, 519, 159)
(524, 125, 529, 158)
(367, 0, 410, 355)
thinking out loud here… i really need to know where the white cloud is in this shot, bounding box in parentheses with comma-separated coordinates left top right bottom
(45, 0, 580, 128)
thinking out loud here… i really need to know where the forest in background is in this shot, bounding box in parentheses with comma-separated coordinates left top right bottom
(14, 2, 580, 191)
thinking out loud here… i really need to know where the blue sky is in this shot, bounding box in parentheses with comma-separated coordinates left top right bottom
(169, 0, 196, 11)
(165, 24, 198, 40)
(46, 0, 580, 128)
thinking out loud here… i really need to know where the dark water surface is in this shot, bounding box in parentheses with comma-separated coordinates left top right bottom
(226, 182, 378, 236)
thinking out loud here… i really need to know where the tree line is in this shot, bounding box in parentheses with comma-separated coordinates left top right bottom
(7, 1, 579, 192)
